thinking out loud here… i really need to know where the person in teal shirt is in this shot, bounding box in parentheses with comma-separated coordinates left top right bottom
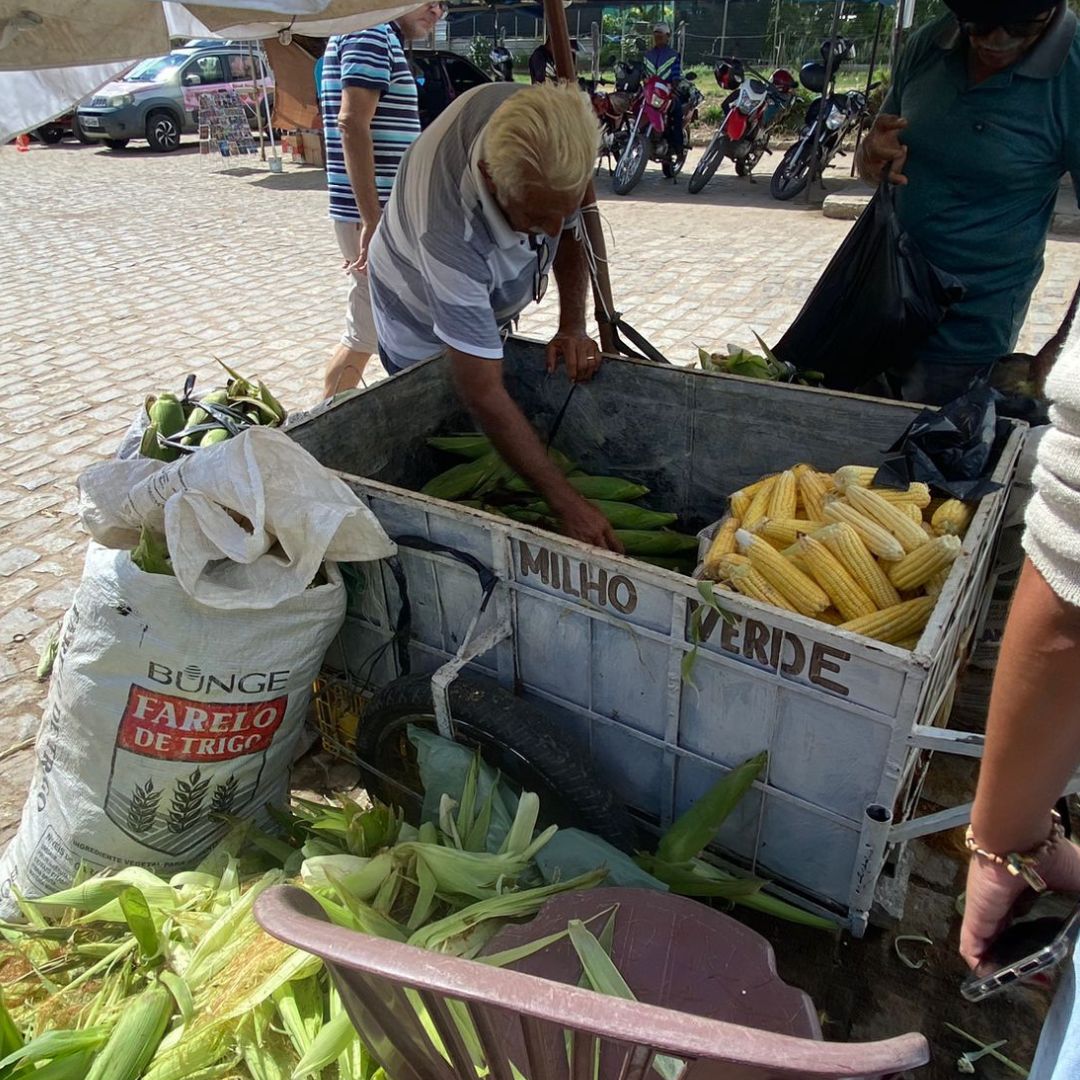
(857, 0, 1080, 405)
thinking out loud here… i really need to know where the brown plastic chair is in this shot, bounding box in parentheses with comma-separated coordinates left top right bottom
(254, 885, 928, 1080)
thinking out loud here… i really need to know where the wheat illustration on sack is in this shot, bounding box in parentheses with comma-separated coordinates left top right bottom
(103, 676, 286, 856)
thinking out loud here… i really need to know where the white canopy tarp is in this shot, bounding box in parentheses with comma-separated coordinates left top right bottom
(0, 0, 419, 139)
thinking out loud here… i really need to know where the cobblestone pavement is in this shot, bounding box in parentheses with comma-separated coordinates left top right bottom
(0, 137, 1077, 1072)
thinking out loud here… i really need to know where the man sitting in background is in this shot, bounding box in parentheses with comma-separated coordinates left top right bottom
(643, 22, 685, 154)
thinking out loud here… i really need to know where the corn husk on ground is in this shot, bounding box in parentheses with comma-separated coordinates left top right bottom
(701, 464, 977, 648)
(0, 746, 836, 1079)
(0, 760, 603, 1080)
(422, 434, 698, 573)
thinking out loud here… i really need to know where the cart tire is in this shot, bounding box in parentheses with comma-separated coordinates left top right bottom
(104, 138, 129, 150)
(356, 673, 639, 853)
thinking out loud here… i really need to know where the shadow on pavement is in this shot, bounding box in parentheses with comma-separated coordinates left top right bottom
(592, 158, 857, 211)
(248, 168, 329, 192)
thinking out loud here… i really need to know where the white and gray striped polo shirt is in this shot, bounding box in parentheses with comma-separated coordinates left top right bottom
(369, 82, 566, 371)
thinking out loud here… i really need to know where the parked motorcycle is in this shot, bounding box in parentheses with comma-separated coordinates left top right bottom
(770, 38, 872, 201)
(612, 68, 701, 196)
(489, 45, 514, 82)
(582, 60, 640, 176)
(688, 60, 797, 194)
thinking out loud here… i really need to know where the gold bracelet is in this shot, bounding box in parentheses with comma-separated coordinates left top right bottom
(964, 811, 1064, 893)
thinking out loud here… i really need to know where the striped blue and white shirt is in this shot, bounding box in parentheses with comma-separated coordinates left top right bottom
(320, 26, 421, 222)
(370, 83, 576, 371)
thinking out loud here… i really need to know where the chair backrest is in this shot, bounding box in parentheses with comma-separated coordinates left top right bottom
(254, 885, 929, 1080)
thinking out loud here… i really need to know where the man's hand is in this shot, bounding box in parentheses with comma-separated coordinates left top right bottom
(546, 328, 602, 383)
(346, 216, 380, 275)
(857, 113, 909, 185)
(960, 839, 1080, 975)
(552, 490, 624, 552)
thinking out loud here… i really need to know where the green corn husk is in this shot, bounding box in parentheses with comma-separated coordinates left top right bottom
(0, 1029, 109, 1074)
(148, 393, 186, 439)
(422, 452, 504, 501)
(85, 984, 173, 1080)
(427, 435, 493, 459)
(199, 427, 231, 447)
(506, 475, 649, 501)
(181, 389, 230, 446)
(130, 527, 173, 576)
(138, 423, 173, 462)
(524, 499, 677, 530)
(657, 752, 767, 864)
(614, 530, 699, 556)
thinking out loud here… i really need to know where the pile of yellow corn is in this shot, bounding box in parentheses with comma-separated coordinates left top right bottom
(702, 464, 976, 648)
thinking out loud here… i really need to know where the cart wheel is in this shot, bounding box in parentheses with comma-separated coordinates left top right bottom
(356, 673, 639, 853)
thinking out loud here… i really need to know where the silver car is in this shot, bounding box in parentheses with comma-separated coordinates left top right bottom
(76, 44, 274, 152)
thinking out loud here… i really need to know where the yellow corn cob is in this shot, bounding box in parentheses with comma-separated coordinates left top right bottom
(822, 498, 906, 562)
(728, 562, 798, 612)
(895, 636, 921, 651)
(704, 552, 751, 583)
(742, 476, 776, 528)
(872, 483, 932, 509)
(887, 534, 962, 592)
(793, 536, 876, 621)
(817, 608, 845, 626)
(833, 465, 880, 491)
(898, 500, 924, 525)
(922, 522, 936, 540)
(815, 522, 902, 609)
(932, 499, 975, 537)
(729, 474, 776, 518)
(797, 468, 832, 521)
(704, 516, 740, 572)
(844, 485, 929, 555)
(735, 529, 829, 616)
(753, 517, 826, 548)
(767, 470, 798, 521)
(925, 567, 951, 597)
(840, 596, 936, 644)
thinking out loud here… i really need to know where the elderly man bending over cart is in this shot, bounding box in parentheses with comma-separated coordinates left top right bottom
(368, 81, 622, 552)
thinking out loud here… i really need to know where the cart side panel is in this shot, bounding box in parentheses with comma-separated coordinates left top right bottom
(289, 360, 468, 490)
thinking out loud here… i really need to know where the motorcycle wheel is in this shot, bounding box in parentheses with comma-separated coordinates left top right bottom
(662, 147, 687, 178)
(612, 134, 648, 196)
(687, 132, 726, 194)
(770, 141, 813, 201)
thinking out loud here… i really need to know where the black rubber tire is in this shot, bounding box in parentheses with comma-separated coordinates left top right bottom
(146, 110, 182, 152)
(770, 141, 812, 201)
(37, 125, 64, 145)
(687, 132, 726, 194)
(104, 138, 129, 150)
(356, 672, 639, 853)
(612, 134, 648, 196)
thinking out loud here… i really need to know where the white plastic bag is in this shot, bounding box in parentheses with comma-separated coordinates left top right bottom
(0, 543, 347, 913)
(77, 426, 396, 609)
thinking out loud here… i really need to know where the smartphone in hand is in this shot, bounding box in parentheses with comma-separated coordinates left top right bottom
(962, 894, 1080, 1003)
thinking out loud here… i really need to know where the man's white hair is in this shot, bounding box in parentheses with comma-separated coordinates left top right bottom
(482, 82, 600, 202)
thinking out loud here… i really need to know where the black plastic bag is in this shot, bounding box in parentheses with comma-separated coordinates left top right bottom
(773, 176, 965, 391)
(875, 380, 1012, 501)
